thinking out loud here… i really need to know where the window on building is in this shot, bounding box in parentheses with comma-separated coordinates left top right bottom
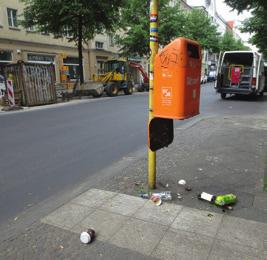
(40, 23, 49, 35)
(205, 0, 211, 6)
(96, 56, 108, 74)
(95, 41, 104, 49)
(0, 8, 3, 27)
(27, 25, 37, 32)
(0, 50, 12, 63)
(64, 26, 72, 39)
(63, 57, 80, 80)
(109, 35, 114, 47)
(7, 8, 18, 27)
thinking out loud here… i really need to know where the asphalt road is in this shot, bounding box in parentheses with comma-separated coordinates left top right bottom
(0, 83, 266, 225)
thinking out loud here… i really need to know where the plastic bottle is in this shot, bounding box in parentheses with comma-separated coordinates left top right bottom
(214, 194, 237, 206)
(152, 191, 172, 200)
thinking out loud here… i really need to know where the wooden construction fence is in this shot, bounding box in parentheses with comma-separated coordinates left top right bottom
(4, 62, 56, 106)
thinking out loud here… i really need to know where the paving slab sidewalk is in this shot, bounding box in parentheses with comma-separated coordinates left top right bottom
(1, 188, 266, 260)
(41, 188, 267, 260)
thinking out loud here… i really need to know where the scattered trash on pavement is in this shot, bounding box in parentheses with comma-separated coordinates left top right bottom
(207, 213, 213, 218)
(198, 192, 213, 202)
(177, 193, 183, 200)
(140, 191, 172, 202)
(222, 205, 233, 212)
(152, 191, 172, 201)
(198, 192, 237, 209)
(178, 179, 192, 192)
(198, 168, 203, 172)
(165, 183, 169, 188)
(59, 245, 64, 250)
(178, 179, 186, 186)
(185, 186, 192, 191)
(140, 192, 150, 199)
(80, 229, 95, 244)
(150, 195, 162, 206)
(223, 205, 233, 210)
(214, 194, 236, 206)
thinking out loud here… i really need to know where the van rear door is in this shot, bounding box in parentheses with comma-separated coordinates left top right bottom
(215, 52, 223, 89)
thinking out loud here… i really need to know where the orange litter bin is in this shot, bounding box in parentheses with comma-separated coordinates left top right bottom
(153, 37, 201, 120)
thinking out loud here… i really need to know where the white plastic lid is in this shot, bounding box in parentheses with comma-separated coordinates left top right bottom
(178, 179, 186, 185)
(80, 232, 91, 244)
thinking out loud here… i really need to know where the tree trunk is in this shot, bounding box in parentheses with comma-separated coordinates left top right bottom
(78, 15, 84, 84)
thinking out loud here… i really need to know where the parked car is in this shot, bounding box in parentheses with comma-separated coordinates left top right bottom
(208, 70, 216, 82)
(0, 75, 5, 98)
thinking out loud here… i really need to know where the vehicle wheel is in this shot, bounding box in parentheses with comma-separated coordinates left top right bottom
(106, 83, 119, 97)
(124, 81, 133, 95)
(92, 92, 103, 98)
(221, 93, 227, 99)
(137, 84, 145, 92)
(92, 87, 104, 98)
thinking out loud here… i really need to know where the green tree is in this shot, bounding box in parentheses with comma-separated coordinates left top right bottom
(116, 0, 186, 57)
(236, 39, 250, 51)
(241, 7, 267, 56)
(21, 0, 124, 83)
(223, 0, 267, 12)
(183, 9, 220, 53)
(224, 0, 267, 56)
(219, 31, 238, 51)
(219, 31, 249, 52)
(116, 2, 221, 58)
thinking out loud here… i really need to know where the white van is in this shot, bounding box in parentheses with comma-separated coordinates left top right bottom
(215, 51, 265, 99)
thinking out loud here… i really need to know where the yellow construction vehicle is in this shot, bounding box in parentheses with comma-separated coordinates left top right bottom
(98, 58, 134, 96)
(59, 58, 147, 98)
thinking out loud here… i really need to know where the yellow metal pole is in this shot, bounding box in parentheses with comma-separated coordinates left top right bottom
(148, 0, 158, 189)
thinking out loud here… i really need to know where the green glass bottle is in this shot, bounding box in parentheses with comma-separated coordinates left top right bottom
(214, 194, 237, 206)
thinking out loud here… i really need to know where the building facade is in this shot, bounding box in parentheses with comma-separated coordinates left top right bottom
(0, 0, 120, 83)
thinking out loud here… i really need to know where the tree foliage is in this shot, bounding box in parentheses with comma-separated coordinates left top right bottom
(224, 0, 267, 56)
(241, 7, 267, 56)
(116, 0, 186, 57)
(116, 1, 221, 57)
(223, 0, 267, 13)
(219, 31, 249, 52)
(183, 9, 220, 53)
(21, 0, 124, 83)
